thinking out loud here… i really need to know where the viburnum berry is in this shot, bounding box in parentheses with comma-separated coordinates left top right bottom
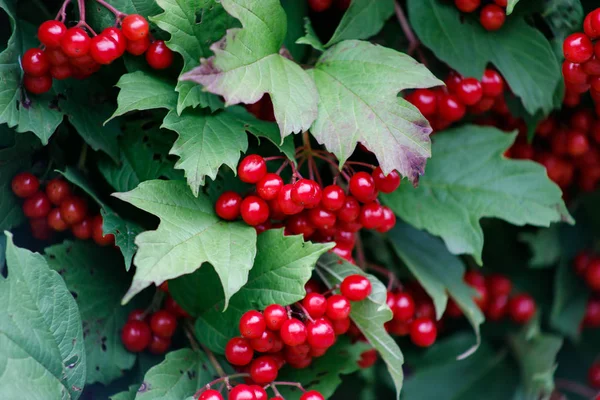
(390, 292, 415, 322)
(377, 206, 396, 233)
(341, 275, 372, 301)
(126, 36, 151, 55)
(256, 173, 283, 200)
(372, 167, 401, 194)
(249, 330, 275, 352)
(566, 130, 589, 156)
(589, 363, 600, 388)
(215, 191, 242, 220)
(121, 320, 151, 352)
(306, 318, 335, 348)
(337, 196, 361, 222)
(300, 391, 325, 400)
(321, 184, 346, 211)
(228, 384, 256, 400)
(326, 294, 351, 320)
(279, 318, 307, 346)
(90, 33, 120, 65)
(408, 89, 438, 116)
(308, 207, 336, 229)
(263, 304, 288, 331)
(481, 69, 504, 97)
(22, 49, 50, 77)
(238, 155, 267, 183)
(103, 27, 127, 56)
(308, 0, 332, 12)
(225, 337, 254, 366)
(121, 14, 150, 40)
(149, 310, 177, 338)
(240, 196, 270, 226)
(585, 259, 600, 290)
(583, 297, 600, 327)
(349, 172, 377, 203)
(164, 296, 190, 319)
(249, 386, 267, 400)
(508, 294, 536, 324)
(59, 196, 87, 225)
(277, 184, 304, 215)
(50, 64, 72, 80)
(12, 172, 39, 198)
(38, 20, 67, 48)
(480, 4, 506, 31)
(61, 27, 91, 58)
(47, 208, 69, 232)
(23, 74, 52, 95)
(486, 274, 512, 297)
(358, 349, 378, 368)
(330, 317, 351, 335)
(146, 40, 174, 70)
(239, 310, 266, 339)
(23, 191, 52, 218)
(45, 48, 69, 66)
(249, 356, 279, 384)
(148, 334, 171, 354)
(454, 0, 480, 13)
(359, 202, 384, 230)
(455, 78, 483, 106)
(303, 293, 328, 318)
(292, 179, 322, 208)
(562, 61, 588, 85)
(438, 93, 466, 122)
(71, 218, 92, 240)
(563, 33, 594, 63)
(410, 317, 437, 347)
(199, 389, 224, 400)
(91, 215, 115, 246)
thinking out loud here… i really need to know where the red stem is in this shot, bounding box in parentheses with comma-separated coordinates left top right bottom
(95, 0, 127, 21)
(345, 161, 376, 170)
(264, 156, 286, 162)
(192, 374, 250, 398)
(271, 381, 307, 393)
(295, 303, 315, 323)
(55, 0, 71, 22)
(275, 160, 290, 176)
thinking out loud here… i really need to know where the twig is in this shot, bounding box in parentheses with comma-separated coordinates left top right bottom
(355, 233, 367, 270)
(95, 0, 127, 21)
(192, 373, 250, 399)
(56, 0, 71, 22)
(184, 320, 227, 378)
(394, 1, 424, 60)
(367, 262, 400, 291)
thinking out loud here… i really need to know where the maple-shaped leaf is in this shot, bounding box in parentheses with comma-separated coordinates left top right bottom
(113, 180, 257, 306)
(382, 125, 573, 263)
(308, 40, 442, 183)
(180, 0, 318, 137)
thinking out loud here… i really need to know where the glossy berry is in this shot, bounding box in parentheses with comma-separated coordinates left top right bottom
(23, 192, 52, 218)
(47, 208, 68, 232)
(341, 275, 372, 301)
(562, 61, 588, 85)
(50, 64, 72, 80)
(481, 69, 504, 97)
(238, 155, 267, 183)
(337, 196, 361, 222)
(349, 172, 377, 203)
(148, 334, 171, 354)
(277, 184, 304, 215)
(249, 356, 279, 384)
(239, 310, 266, 339)
(486, 274, 512, 297)
(146, 40, 174, 70)
(307, 318, 335, 349)
(228, 384, 256, 400)
(508, 294, 536, 324)
(409, 89, 438, 116)
(486, 295, 509, 321)
(321, 184, 346, 211)
(215, 191, 242, 221)
(121, 320, 151, 352)
(61, 27, 91, 58)
(256, 173, 283, 200)
(455, 78, 483, 106)
(149, 310, 177, 338)
(377, 206, 396, 233)
(23, 74, 52, 95)
(454, 0, 480, 13)
(103, 27, 127, 56)
(303, 293, 328, 318)
(126, 36, 151, 55)
(438, 93, 466, 122)
(249, 386, 267, 400)
(225, 337, 254, 366)
(372, 167, 401, 193)
(391, 292, 415, 322)
(249, 330, 275, 352)
(585, 260, 600, 291)
(38, 20, 67, 48)
(91, 215, 115, 246)
(90, 34, 120, 64)
(326, 294, 351, 320)
(358, 349, 378, 368)
(45, 48, 69, 66)
(121, 14, 150, 40)
(71, 218, 92, 240)
(22, 49, 50, 77)
(566, 130, 589, 156)
(308, 207, 336, 229)
(279, 318, 307, 346)
(410, 317, 437, 347)
(480, 4, 505, 31)
(12, 172, 39, 198)
(359, 202, 384, 230)
(330, 317, 351, 335)
(57, 196, 86, 226)
(300, 391, 325, 400)
(199, 389, 224, 400)
(589, 364, 600, 388)
(563, 33, 594, 63)
(240, 196, 270, 226)
(292, 179, 322, 208)
(263, 304, 288, 330)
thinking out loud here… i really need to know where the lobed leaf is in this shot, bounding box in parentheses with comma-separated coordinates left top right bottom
(325, 0, 395, 46)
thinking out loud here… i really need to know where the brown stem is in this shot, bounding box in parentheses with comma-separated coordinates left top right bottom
(55, 0, 71, 22)
(95, 0, 127, 21)
(394, 1, 425, 61)
(355, 233, 367, 270)
(367, 263, 401, 291)
(192, 373, 250, 399)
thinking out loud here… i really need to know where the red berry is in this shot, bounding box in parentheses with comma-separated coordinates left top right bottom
(300, 391, 325, 400)
(45, 48, 69, 66)
(326, 294, 351, 320)
(38, 20, 67, 48)
(303, 293, 328, 318)
(574, 252, 592, 275)
(358, 349, 378, 368)
(12, 172, 39, 198)
(22, 48, 50, 77)
(91, 215, 115, 246)
(321, 185, 346, 211)
(90, 34, 120, 64)
(454, 0, 480, 13)
(61, 27, 91, 58)
(225, 337, 254, 366)
(146, 40, 174, 70)
(307, 318, 335, 348)
(486, 295, 509, 321)
(256, 173, 283, 200)
(228, 384, 256, 400)
(372, 167, 401, 194)
(562, 61, 588, 85)
(23, 74, 52, 95)
(308, 207, 336, 229)
(240, 196, 270, 226)
(337, 196, 361, 222)
(164, 296, 190, 318)
(585, 259, 600, 291)
(308, 0, 333, 12)
(103, 27, 127, 56)
(292, 179, 322, 208)
(445, 71, 463, 93)
(409, 89, 438, 116)
(286, 213, 315, 239)
(23, 192, 52, 218)
(486, 274, 512, 297)
(455, 78, 483, 106)
(249, 356, 279, 384)
(121, 14, 150, 41)
(330, 317, 351, 335)
(128, 309, 146, 321)
(29, 217, 52, 240)
(249, 386, 267, 400)
(148, 334, 171, 354)
(239, 310, 266, 339)
(480, 4, 505, 31)
(47, 208, 68, 232)
(508, 294, 536, 324)
(71, 218, 92, 240)
(199, 389, 224, 400)
(263, 304, 288, 331)
(589, 363, 600, 388)
(438, 93, 466, 122)
(359, 202, 384, 230)
(391, 292, 415, 322)
(566, 130, 589, 156)
(149, 310, 177, 338)
(341, 274, 372, 301)
(126, 36, 151, 55)
(50, 64, 72, 80)
(238, 155, 267, 183)
(249, 330, 275, 352)
(377, 206, 396, 233)
(215, 191, 242, 221)
(494, 0, 507, 5)
(121, 320, 151, 352)
(583, 297, 600, 328)
(45, 178, 71, 205)
(481, 69, 504, 97)
(277, 184, 304, 215)
(410, 317, 437, 347)
(563, 33, 594, 63)
(349, 172, 377, 203)
(585, 10, 600, 39)
(279, 318, 307, 346)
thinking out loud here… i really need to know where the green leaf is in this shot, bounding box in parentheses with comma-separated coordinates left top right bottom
(325, 0, 395, 46)
(114, 180, 257, 306)
(150, 0, 233, 114)
(163, 107, 295, 196)
(135, 349, 228, 399)
(316, 253, 403, 399)
(407, 0, 561, 115)
(309, 40, 441, 184)
(550, 260, 590, 341)
(296, 17, 324, 52)
(108, 71, 178, 122)
(110, 385, 139, 400)
(180, 0, 318, 137)
(45, 241, 136, 386)
(519, 226, 561, 268)
(183, 229, 332, 352)
(381, 125, 572, 263)
(543, 0, 584, 58)
(508, 320, 563, 399)
(0, 232, 86, 399)
(277, 338, 370, 398)
(280, 0, 310, 61)
(388, 222, 484, 358)
(507, 0, 520, 14)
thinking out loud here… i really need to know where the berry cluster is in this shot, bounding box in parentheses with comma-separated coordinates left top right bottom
(307, 0, 351, 13)
(121, 291, 189, 355)
(561, 8, 600, 113)
(215, 154, 399, 263)
(11, 172, 114, 244)
(196, 379, 325, 400)
(224, 275, 372, 383)
(22, 12, 173, 94)
(453, 0, 507, 31)
(405, 69, 505, 132)
(573, 251, 600, 329)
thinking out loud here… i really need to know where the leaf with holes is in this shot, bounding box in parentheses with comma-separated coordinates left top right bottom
(316, 253, 404, 399)
(180, 0, 318, 137)
(0, 232, 86, 399)
(325, 0, 395, 46)
(114, 179, 257, 306)
(308, 40, 442, 184)
(381, 125, 572, 263)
